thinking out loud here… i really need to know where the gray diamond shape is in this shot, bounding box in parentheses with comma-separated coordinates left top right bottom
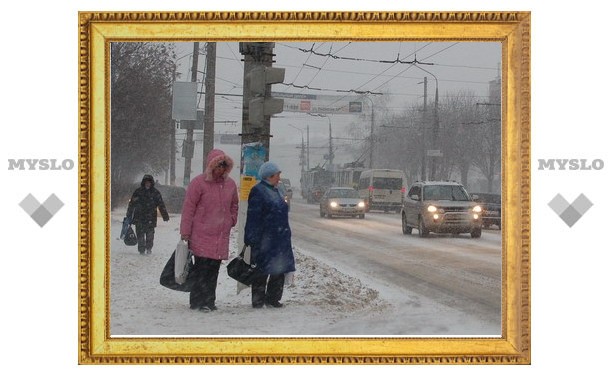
(571, 193, 593, 215)
(19, 194, 41, 215)
(548, 194, 570, 216)
(30, 206, 53, 227)
(42, 193, 64, 215)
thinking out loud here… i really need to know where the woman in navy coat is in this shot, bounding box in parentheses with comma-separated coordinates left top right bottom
(244, 161, 295, 308)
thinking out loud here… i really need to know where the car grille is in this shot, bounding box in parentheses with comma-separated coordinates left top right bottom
(443, 206, 469, 212)
(339, 204, 357, 208)
(443, 212, 472, 224)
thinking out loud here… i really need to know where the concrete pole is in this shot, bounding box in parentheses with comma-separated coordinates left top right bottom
(182, 42, 199, 187)
(202, 42, 216, 169)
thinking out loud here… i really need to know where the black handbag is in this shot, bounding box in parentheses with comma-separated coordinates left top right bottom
(227, 245, 265, 286)
(159, 250, 196, 292)
(123, 225, 138, 246)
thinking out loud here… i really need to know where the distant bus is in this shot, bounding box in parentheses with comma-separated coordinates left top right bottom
(332, 167, 365, 190)
(357, 169, 406, 212)
(301, 168, 334, 203)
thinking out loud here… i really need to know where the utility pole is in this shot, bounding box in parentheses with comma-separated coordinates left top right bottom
(299, 135, 306, 174)
(328, 117, 334, 169)
(202, 42, 216, 169)
(421, 76, 428, 181)
(182, 42, 199, 187)
(306, 124, 310, 170)
(169, 120, 176, 185)
(369, 98, 374, 169)
(430, 82, 440, 181)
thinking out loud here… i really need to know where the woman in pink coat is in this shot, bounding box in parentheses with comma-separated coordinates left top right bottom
(180, 149, 239, 312)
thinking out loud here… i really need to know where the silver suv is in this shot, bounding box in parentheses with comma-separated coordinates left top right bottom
(401, 181, 483, 238)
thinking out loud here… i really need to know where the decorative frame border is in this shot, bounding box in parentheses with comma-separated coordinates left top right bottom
(78, 11, 530, 364)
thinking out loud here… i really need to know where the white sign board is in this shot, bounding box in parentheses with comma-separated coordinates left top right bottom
(272, 92, 365, 115)
(171, 82, 197, 120)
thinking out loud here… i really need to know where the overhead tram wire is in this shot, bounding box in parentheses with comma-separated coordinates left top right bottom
(296, 42, 354, 93)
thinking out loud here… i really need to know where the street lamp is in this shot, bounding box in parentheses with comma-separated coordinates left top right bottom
(306, 113, 334, 169)
(287, 124, 309, 173)
(362, 96, 375, 169)
(415, 65, 439, 180)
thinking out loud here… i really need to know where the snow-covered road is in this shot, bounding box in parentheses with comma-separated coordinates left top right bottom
(110, 201, 501, 337)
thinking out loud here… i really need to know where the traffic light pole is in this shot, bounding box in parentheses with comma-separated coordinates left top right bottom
(236, 42, 283, 288)
(240, 43, 275, 158)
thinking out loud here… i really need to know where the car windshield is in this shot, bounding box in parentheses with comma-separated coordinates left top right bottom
(328, 189, 360, 198)
(423, 185, 470, 201)
(372, 177, 403, 190)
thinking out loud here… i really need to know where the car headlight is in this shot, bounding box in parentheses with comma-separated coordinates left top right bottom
(330, 201, 338, 208)
(473, 205, 482, 213)
(427, 205, 437, 212)
(358, 201, 365, 208)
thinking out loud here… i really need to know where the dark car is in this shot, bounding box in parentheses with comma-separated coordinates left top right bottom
(319, 187, 366, 219)
(471, 192, 501, 229)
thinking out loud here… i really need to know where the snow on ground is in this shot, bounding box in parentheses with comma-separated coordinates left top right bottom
(110, 210, 499, 337)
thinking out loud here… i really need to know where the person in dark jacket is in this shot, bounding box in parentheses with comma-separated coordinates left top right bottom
(244, 161, 296, 308)
(126, 174, 169, 254)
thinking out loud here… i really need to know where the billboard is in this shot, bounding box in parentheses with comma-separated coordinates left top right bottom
(272, 92, 365, 115)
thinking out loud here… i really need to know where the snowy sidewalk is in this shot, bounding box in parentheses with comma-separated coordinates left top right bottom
(110, 211, 389, 336)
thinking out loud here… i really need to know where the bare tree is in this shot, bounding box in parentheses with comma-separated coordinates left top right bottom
(110, 42, 176, 208)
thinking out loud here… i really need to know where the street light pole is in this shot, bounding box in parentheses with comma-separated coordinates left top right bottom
(362, 96, 375, 169)
(288, 123, 307, 174)
(414, 65, 439, 181)
(418, 77, 428, 181)
(306, 125, 310, 170)
(328, 117, 334, 169)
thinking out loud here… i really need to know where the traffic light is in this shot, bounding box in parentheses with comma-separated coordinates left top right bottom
(247, 65, 285, 127)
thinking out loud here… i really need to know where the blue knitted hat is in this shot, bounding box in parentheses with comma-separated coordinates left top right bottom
(258, 161, 281, 180)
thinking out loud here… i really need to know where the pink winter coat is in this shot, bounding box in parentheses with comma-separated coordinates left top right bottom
(180, 149, 239, 260)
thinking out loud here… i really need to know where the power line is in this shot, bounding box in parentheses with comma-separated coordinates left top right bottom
(280, 82, 383, 95)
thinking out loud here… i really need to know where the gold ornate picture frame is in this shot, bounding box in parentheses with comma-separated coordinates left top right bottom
(78, 11, 530, 364)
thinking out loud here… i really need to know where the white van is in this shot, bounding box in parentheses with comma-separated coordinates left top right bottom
(357, 169, 406, 213)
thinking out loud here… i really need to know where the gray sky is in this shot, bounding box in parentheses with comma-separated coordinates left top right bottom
(172, 41, 501, 185)
(174, 41, 500, 136)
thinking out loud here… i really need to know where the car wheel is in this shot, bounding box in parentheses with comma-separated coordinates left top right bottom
(402, 214, 412, 235)
(418, 217, 429, 237)
(327, 213, 333, 219)
(359, 214, 365, 219)
(471, 227, 482, 238)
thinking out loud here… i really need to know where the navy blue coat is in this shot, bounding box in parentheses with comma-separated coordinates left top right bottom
(244, 181, 295, 275)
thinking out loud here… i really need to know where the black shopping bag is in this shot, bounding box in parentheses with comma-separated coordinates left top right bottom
(123, 225, 138, 246)
(160, 250, 196, 292)
(227, 246, 265, 286)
